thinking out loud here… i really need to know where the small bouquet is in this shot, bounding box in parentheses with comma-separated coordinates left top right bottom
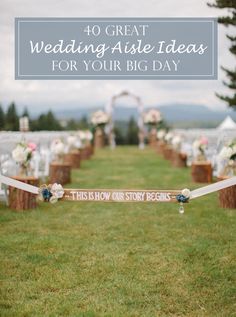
(67, 135, 79, 152)
(164, 131, 174, 144)
(51, 139, 65, 162)
(171, 135, 183, 151)
(143, 109, 162, 127)
(91, 110, 110, 127)
(78, 130, 93, 147)
(157, 129, 166, 141)
(218, 139, 236, 176)
(12, 141, 37, 176)
(192, 136, 208, 161)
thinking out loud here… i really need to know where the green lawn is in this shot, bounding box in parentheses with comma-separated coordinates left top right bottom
(0, 146, 235, 317)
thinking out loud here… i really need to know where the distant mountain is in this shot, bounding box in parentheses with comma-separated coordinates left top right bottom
(55, 104, 236, 127)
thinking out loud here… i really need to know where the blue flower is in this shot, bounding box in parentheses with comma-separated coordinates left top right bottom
(176, 194, 189, 203)
(42, 188, 53, 202)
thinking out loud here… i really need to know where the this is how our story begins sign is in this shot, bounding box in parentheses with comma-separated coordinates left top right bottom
(15, 17, 218, 80)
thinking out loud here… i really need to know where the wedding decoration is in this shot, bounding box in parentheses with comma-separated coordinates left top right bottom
(91, 110, 110, 127)
(171, 135, 187, 168)
(143, 109, 162, 126)
(67, 135, 79, 152)
(51, 139, 65, 162)
(218, 139, 236, 177)
(192, 136, 208, 161)
(1, 173, 236, 213)
(12, 141, 37, 176)
(171, 135, 182, 151)
(38, 183, 64, 204)
(157, 129, 166, 141)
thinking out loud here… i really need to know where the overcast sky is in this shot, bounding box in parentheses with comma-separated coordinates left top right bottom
(0, 0, 234, 113)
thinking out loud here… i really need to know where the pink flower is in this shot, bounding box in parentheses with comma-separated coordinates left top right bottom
(200, 136, 208, 145)
(28, 142, 37, 151)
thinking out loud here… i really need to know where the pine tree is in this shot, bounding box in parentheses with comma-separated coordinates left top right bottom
(5, 102, 19, 130)
(126, 117, 139, 145)
(0, 105, 5, 130)
(208, 0, 236, 108)
(22, 106, 30, 118)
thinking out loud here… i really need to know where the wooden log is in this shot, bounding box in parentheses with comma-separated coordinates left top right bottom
(218, 176, 236, 209)
(163, 146, 173, 161)
(94, 127, 105, 148)
(64, 150, 81, 169)
(191, 161, 212, 183)
(172, 151, 187, 168)
(149, 128, 157, 148)
(80, 147, 90, 160)
(8, 176, 39, 211)
(49, 163, 71, 185)
(156, 141, 166, 155)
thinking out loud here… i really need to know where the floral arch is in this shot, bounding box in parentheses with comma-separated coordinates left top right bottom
(105, 90, 145, 149)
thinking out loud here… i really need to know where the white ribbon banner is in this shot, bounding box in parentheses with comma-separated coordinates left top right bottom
(0, 174, 236, 202)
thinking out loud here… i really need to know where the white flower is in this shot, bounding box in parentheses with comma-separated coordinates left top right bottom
(165, 132, 174, 143)
(51, 183, 64, 199)
(51, 139, 65, 155)
(181, 188, 191, 198)
(67, 135, 77, 147)
(12, 144, 31, 164)
(144, 109, 162, 124)
(193, 140, 200, 150)
(172, 135, 182, 149)
(157, 130, 166, 140)
(85, 130, 93, 141)
(91, 110, 109, 125)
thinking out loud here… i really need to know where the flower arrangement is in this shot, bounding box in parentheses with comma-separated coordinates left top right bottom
(12, 141, 37, 175)
(164, 131, 174, 144)
(218, 139, 236, 176)
(38, 183, 64, 204)
(143, 109, 162, 126)
(67, 135, 79, 151)
(51, 139, 65, 162)
(157, 129, 166, 141)
(171, 135, 183, 151)
(192, 136, 208, 161)
(78, 130, 93, 146)
(91, 110, 110, 127)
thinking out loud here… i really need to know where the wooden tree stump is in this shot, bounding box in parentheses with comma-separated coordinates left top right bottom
(156, 141, 165, 155)
(149, 128, 157, 148)
(9, 176, 39, 211)
(64, 150, 81, 169)
(218, 176, 236, 209)
(80, 147, 90, 160)
(172, 151, 187, 168)
(49, 163, 71, 185)
(163, 146, 173, 161)
(191, 161, 212, 183)
(94, 127, 105, 148)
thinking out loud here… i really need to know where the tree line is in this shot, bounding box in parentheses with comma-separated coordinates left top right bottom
(0, 103, 150, 145)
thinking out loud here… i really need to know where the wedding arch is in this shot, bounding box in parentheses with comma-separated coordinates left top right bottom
(105, 90, 145, 149)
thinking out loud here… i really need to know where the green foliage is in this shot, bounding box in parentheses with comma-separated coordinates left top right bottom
(208, 0, 236, 108)
(5, 102, 19, 130)
(0, 105, 5, 130)
(126, 116, 139, 145)
(31, 111, 62, 131)
(0, 146, 236, 316)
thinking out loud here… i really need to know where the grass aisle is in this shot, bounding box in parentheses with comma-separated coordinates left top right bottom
(0, 146, 236, 317)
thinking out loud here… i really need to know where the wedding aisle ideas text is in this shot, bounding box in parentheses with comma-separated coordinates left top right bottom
(15, 18, 217, 80)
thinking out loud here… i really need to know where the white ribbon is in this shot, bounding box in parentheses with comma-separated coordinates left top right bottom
(0, 174, 39, 195)
(0, 174, 236, 201)
(190, 176, 236, 199)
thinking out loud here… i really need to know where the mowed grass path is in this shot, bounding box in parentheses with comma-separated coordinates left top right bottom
(0, 146, 236, 317)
